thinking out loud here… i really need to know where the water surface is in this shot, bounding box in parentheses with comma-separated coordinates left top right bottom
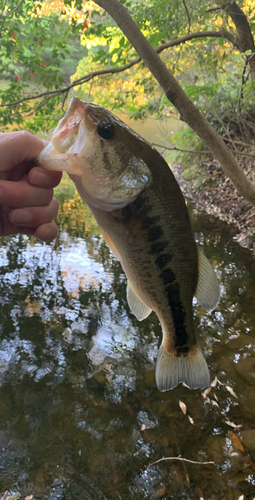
(0, 178, 255, 500)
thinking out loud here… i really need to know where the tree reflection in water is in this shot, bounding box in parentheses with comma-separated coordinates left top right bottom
(0, 178, 255, 499)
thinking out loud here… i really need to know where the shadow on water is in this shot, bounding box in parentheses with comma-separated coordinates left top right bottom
(0, 176, 255, 500)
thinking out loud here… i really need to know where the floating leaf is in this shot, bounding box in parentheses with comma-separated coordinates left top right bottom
(237, 495, 244, 500)
(225, 419, 242, 429)
(202, 387, 211, 399)
(188, 415, 194, 425)
(25, 496, 33, 500)
(210, 376, 218, 387)
(225, 386, 238, 398)
(228, 431, 244, 452)
(179, 401, 187, 414)
(211, 400, 219, 408)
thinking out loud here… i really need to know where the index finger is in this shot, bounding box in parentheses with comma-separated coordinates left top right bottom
(0, 131, 46, 172)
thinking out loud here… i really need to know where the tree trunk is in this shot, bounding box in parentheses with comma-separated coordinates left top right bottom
(224, 1, 255, 75)
(95, 0, 255, 206)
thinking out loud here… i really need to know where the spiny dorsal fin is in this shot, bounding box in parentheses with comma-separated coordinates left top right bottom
(127, 281, 152, 321)
(195, 249, 220, 312)
(156, 343, 210, 391)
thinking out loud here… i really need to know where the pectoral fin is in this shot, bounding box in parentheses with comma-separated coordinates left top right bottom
(195, 249, 220, 312)
(127, 281, 152, 321)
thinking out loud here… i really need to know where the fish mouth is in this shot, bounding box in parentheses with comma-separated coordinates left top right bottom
(51, 97, 89, 155)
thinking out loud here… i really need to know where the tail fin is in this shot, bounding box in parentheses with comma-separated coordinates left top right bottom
(155, 344, 210, 391)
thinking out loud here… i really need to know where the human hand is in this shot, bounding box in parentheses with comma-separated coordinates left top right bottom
(0, 131, 62, 241)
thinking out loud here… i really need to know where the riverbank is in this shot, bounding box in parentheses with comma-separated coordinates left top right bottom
(172, 141, 255, 253)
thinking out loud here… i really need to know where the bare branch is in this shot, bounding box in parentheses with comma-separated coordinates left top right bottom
(6, 0, 25, 16)
(0, 30, 233, 109)
(182, 0, 191, 34)
(94, 0, 255, 205)
(151, 142, 255, 157)
(238, 57, 250, 115)
(150, 456, 215, 466)
(0, 0, 7, 20)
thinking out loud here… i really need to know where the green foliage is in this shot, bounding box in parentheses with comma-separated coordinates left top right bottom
(0, 0, 254, 136)
(0, 0, 83, 132)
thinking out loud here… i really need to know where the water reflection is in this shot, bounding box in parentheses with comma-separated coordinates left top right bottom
(0, 178, 255, 499)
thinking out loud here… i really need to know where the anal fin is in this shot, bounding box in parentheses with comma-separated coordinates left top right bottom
(127, 281, 152, 321)
(155, 343, 210, 391)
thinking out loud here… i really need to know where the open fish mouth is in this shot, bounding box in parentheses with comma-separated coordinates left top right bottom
(36, 98, 90, 172)
(51, 98, 89, 155)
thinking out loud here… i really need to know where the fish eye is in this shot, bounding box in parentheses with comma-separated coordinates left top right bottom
(97, 121, 115, 140)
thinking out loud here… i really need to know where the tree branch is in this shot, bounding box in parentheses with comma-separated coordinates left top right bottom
(151, 142, 255, 158)
(182, 0, 191, 34)
(0, 30, 235, 108)
(94, 0, 255, 205)
(0, 0, 7, 20)
(6, 0, 25, 17)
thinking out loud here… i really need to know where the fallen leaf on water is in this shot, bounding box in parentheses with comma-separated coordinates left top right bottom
(155, 485, 166, 497)
(237, 495, 244, 500)
(141, 424, 146, 431)
(226, 385, 238, 398)
(211, 376, 218, 387)
(25, 497, 33, 500)
(202, 387, 211, 399)
(2, 495, 20, 500)
(179, 400, 187, 414)
(182, 383, 190, 389)
(225, 419, 242, 430)
(228, 431, 244, 452)
(211, 400, 220, 408)
(188, 415, 194, 425)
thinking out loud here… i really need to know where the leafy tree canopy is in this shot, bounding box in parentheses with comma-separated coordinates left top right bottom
(0, 0, 254, 136)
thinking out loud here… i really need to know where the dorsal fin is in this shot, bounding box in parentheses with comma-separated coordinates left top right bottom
(195, 249, 220, 312)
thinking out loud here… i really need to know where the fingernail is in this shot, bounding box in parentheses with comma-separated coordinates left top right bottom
(30, 171, 47, 186)
(10, 209, 33, 224)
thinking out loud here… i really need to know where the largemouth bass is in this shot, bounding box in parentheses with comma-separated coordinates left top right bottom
(37, 97, 220, 391)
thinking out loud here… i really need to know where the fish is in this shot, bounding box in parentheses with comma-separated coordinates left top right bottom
(36, 97, 220, 391)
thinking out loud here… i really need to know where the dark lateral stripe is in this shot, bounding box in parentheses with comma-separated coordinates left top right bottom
(147, 225, 163, 242)
(165, 283, 188, 350)
(159, 270, 188, 351)
(160, 268, 175, 285)
(149, 241, 168, 254)
(141, 216, 156, 230)
(133, 197, 152, 214)
(155, 253, 171, 269)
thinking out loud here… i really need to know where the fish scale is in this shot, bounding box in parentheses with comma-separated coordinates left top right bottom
(36, 97, 221, 391)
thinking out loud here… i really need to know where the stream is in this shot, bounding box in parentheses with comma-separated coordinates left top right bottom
(0, 173, 255, 499)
